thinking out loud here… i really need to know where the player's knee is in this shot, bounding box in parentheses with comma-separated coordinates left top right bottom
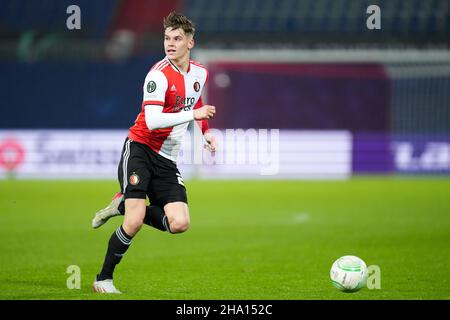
(123, 218, 144, 236)
(169, 217, 190, 233)
(123, 199, 146, 236)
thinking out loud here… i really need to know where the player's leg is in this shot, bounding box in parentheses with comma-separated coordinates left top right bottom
(92, 193, 174, 232)
(111, 202, 187, 233)
(119, 200, 170, 232)
(146, 152, 189, 233)
(91, 192, 124, 229)
(163, 201, 190, 233)
(93, 144, 189, 233)
(93, 139, 149, 293)
(122, 198, 146, 236)
(142, 204, 172, 232)
(148, 165, 189, 233)
(91, 139, 129, 229)
(93, 198, 145, 293)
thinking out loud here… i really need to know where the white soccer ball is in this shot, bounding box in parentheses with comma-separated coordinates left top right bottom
(330, 255, 368, 292)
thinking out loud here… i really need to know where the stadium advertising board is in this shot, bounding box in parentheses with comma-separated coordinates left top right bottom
(0, 130, 351, 179)
(352, 133, 450, 174)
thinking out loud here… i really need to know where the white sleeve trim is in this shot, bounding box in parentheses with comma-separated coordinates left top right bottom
(145, 105, 194, 130)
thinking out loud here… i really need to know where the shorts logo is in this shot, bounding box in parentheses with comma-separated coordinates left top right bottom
(147, 81, 156, 93)
(193, 81, 200, 92)
(129, 173, 140, 185)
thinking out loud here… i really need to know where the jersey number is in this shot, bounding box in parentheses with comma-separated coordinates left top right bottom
(176, 173, 185, 186)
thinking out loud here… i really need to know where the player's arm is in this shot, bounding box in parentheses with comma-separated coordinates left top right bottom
(142, 70, 215, 130)
(194, 97, 217, 152)
(145, 104, 215, 130)
(193, 97, 210, 134)
(203, 130, 217, 152)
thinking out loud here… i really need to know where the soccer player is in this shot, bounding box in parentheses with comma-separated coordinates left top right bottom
(91, 11, 217, 293)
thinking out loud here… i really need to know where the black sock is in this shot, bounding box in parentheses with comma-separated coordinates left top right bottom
(118, 200, 125, 215)
(97, 225, 132, 281)
(118, 200, 170, 232)
(144, 205, 172, 233)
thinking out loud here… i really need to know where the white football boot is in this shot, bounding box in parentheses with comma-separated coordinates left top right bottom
(92, 279, 122, 294)
(92, 192, 124, 229)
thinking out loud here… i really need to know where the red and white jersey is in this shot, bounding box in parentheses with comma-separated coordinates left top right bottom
(128, 57, 209, 161)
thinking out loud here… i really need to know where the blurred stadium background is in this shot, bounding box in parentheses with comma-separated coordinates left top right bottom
(0, 0, 449, 178)
(0, 0, 449, 299)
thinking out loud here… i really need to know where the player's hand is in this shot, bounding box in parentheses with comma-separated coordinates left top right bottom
(194, 105, 216, 120)
(204, 131, 217, 153)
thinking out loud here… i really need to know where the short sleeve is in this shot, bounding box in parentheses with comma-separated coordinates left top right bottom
(142, 70, 168, 107)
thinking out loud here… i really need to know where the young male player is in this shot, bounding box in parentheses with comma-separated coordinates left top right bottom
(91, 11, 217, 293)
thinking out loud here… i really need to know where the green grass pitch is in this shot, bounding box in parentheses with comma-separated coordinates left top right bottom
(0, 178, 449, 300)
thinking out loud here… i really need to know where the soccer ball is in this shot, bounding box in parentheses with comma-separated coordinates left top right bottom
(330, 255, 368, 292)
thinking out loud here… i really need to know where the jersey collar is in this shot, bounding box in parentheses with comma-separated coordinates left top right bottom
(166, 57, 190, 75)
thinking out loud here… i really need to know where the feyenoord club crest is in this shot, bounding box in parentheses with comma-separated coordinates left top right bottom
(129, 173, 140, 185)
(193, 81, 200, 92)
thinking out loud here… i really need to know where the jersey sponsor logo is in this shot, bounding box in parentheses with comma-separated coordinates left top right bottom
(174, 95, 195, 112)
(170, 84, 177, 92)
(129, 172, 140, 185)
(193, 81, 201, 92)
(147, 81, 157, 93)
